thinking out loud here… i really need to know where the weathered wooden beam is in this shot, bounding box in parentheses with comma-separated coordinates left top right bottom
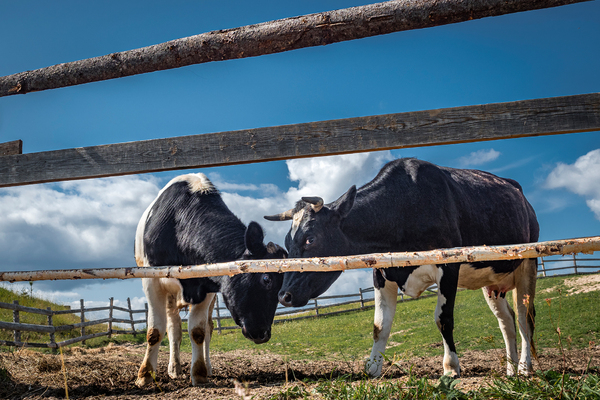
(0, 140, 22, 156)
(1, 93, 599, 188)
(0, 0, 590, 97)
(1, 236, 598, 282)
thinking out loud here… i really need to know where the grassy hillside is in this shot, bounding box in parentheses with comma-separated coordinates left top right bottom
(2, 273, 599, 358)
(0, 285, 105, 345)
(199, 273, 600, 361)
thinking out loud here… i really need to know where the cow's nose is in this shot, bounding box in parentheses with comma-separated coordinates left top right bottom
(254, 330, 271, 344)
(279, 291, 293, 307)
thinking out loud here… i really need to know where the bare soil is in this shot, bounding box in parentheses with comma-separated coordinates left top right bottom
(1, 343, 599, 399)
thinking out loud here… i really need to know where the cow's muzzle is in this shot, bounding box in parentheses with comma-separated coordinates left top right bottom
(242, 326, 271, 344)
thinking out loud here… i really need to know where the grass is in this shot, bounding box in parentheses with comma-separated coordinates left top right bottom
(180, 274, 600, 363)
(266, 370, 600, 400)
(0, 285, 106, 346)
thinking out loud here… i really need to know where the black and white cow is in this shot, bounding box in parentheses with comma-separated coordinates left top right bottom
(265, 158, 539, 378)
(135, 173, 287, 387)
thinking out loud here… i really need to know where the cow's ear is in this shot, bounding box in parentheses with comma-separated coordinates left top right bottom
(245, 221, 267, 258)
(331, 185, 356, 219)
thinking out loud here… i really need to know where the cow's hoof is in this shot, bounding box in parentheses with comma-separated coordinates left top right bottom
(135, 373, 154, 388)
(365, 358, 383, 378)
(191, 375, 209, 386)
(168, 364, 183, 379)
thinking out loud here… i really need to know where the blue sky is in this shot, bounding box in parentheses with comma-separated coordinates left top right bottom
(0, 0, 599, 313)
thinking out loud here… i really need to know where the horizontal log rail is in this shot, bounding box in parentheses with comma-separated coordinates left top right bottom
(1, 236, 598, 283)
(0, 0, 589, 97)
(1, 92, 599, 188)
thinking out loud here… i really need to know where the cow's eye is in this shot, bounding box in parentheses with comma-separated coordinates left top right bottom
(262, 274, 271, 286)
(305, 236, 315, 247)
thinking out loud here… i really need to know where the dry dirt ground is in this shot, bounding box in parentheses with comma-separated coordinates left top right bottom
(1, 343, 599, 399)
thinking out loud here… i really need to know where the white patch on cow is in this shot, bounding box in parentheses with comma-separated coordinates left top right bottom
(176, 173, 217, 194)
(402, 264, 439, 298)
(483, 287, 518, 375)
(367, 280, 399, 377)
(457, 263, 514, 291)
(290, 208, 306, 240)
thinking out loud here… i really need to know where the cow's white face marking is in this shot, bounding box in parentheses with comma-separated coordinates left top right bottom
(290, 208, 306, 241)
(402, 264, 439, 298)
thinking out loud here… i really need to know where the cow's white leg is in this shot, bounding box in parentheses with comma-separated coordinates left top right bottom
(203, 295, 217, 377)
(136, 278, 167, 387)
(514, 258, 537, 375)
(367, 279, 398, 377)
(188, 292, 216, 386)
(166, 294, 183, 379)
(436, 265, 460, 377)
(482, 287, 519, 375)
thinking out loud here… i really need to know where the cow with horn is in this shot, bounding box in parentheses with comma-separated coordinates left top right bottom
(265, 158, 538, 378)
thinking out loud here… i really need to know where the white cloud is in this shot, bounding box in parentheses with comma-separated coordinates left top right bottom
(0, 153, 394, 301)
(545, 149, 600, 220)
(458, 148, 500, 167)
(285, 151, 394, 203)
(0, 176, 160, 270)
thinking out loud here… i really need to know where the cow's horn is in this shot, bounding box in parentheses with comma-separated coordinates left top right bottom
(264, 209, 294, 221)
(302, 196, 324, 213)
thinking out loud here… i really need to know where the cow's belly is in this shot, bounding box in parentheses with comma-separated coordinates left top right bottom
(458, 263, 516, 292)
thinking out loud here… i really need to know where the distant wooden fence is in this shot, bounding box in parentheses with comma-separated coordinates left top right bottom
(0, 297, 146, 350)
(1, 254, 598, 348)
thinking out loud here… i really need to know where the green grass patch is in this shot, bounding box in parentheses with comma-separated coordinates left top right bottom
(0, 285, 107, 347)
(168, 274, 600, 365)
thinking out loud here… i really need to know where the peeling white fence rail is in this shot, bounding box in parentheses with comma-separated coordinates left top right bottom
(1, 254, 598, 346)
(0, 297, 145, 349)
(1, 237, 598, 283)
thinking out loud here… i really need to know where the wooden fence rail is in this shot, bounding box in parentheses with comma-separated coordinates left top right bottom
(0, 297, 144, 350)
(1, 254, 598, 346)
(2, 236, 599, 283)
(1, 92, 599, 188)
(0, 0, 589, 98)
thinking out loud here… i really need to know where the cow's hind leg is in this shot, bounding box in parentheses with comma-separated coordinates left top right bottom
(436, 264, 460, 377)
(166, 294, 183, 379)
(483, 288, 519, 375)
(188, 292, 216, 386)
(367, 278, 398, 377)
(514, 258, 537, 375)
(136, 278, 167, 387)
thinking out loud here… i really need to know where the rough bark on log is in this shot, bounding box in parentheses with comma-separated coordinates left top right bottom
(0, 0, 590, 97)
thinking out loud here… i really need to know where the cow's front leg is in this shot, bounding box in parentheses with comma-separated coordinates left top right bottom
(166, 295, 183, 379)
(188, 293, 216, 386)
(136, 278, 167, 387)
(436, 265, 460, 377)
(367, 278, 398, 377)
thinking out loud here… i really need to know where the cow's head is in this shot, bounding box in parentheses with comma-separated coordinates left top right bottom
(220, 221, 287, 344)
(264, 186, 357, 307)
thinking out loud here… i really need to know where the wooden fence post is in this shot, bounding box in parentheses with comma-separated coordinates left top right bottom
(12, 300, 21, 343)
(144, 303, 148, 327)
(108, 297, 114, 338)
(215, 296, 222, 334)
(359, 288, 365, 309)
(80, 299, 86, 345)
(127, 297, 136, 337)
(314, 299, 319, 316)
(573, 254, 578, 274)
(47, 307, 56, 352)
(540, 257, 547, 277)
